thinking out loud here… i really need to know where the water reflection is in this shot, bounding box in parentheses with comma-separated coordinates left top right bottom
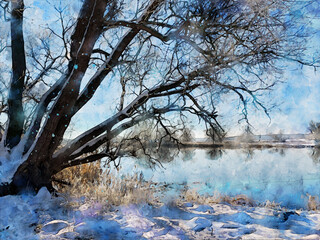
(310, 147, 320, 164)
(181, 148, 195, 161)
(205, 148, 223, 160)
(268, 148, 286, 157)
(242, 148, 255, 161)
(115, 148, 320, 209)
(133, 146, 180, 168)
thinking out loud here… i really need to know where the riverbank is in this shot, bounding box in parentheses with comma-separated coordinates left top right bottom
(175, 135, 318, 149)
(177, 140, 316, 149)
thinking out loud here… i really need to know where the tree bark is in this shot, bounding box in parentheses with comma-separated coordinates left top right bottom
(12, 164, 53, 193)
(5, 0, 26, 148)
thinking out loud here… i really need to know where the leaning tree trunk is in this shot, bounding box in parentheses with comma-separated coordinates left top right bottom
(4, 0, 109, 194)
(12, 161, 55, 193)
(0, 0, 164, 196)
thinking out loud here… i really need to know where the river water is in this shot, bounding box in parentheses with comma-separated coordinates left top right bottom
(107, 148, 320, 209)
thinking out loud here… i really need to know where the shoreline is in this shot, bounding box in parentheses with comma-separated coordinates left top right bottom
(165, 140, 317, 149)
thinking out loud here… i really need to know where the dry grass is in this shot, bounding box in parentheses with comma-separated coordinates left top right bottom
(178, 189, 320, 211)
(53, 162, 160, 207)
(177, 188, 256, 207)
(263, 200, 282, 209)
(177, 188, 296, 210)
(307, 194, 320, 211)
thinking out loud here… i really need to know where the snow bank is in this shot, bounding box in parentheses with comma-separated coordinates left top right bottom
(2, 189, 320, 239)
(0, 187, 67, 240)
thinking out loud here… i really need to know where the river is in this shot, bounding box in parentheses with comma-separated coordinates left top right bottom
(105, 148, 320, 209)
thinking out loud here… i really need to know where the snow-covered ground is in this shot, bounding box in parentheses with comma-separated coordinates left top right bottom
(1, 187, 320, 240)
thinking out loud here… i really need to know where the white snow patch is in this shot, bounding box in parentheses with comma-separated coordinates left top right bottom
(1, 192, 320, 239)
(0, 145, 26, 183)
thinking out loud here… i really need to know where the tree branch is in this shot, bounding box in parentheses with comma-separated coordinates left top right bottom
(61, 153, 108, 169)
(21, 72, 67, 154)
(73, 0, 165, 114)
(53, 71, 197, 162)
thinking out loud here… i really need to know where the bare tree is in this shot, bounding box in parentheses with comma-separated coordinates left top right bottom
(0, 0, 311, 195)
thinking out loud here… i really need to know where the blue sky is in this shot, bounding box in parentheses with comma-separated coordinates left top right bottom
(215, 1, 320, 137)
(225, 64, 320, 136)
